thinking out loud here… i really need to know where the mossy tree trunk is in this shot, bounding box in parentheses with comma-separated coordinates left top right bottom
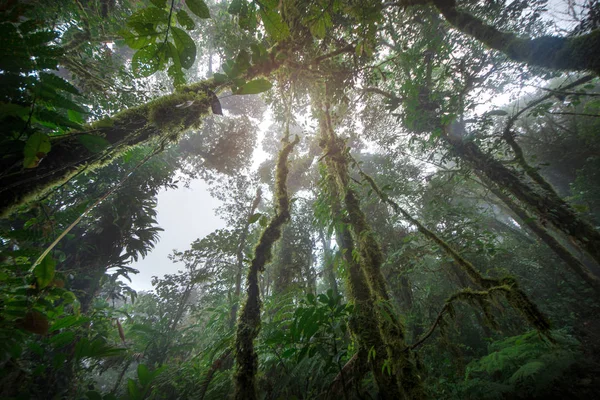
(230, 188, 262, 330)
(431, 0, 600, 74)
(476, 172, 600, 295)
(323, 169, 403, 399)
(319, 103, 424, 399)
(443, 129, 600, 268)
(233, 134, 298, 400)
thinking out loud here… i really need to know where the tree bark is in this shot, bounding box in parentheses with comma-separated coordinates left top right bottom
(443, 128, 600, 268)
(432, 0, 600, 74)
(0, 58, 281, 218)
(476, 172, 600, 294)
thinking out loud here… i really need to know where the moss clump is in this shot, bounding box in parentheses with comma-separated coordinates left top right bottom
(147, 91, 209, 133)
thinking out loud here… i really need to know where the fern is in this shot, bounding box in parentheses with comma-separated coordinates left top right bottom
(460, 330, 581, 399)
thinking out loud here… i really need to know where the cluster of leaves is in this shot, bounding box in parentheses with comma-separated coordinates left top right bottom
(0, 5, 95, 171)
(120, 0, 210, 85)
(457, 330, 581, 399)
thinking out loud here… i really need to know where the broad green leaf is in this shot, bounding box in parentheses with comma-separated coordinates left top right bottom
(34, 255, 55, 288)
(166, 42, 186, 86)
(171, 26, 196, 69)
(119, 29, 154, 50)
(258, 7, 289, 42)
(176, 9, 195, 30)
(39, 73, 80, 95)
(186, 0, 210, 19)
(248, 213, 263, 223)
(132, 44, 161, 77)
(137, 364, 151, 387)
(236, 79, 273, 95)
(23, 132, 51, 168)
(68, 110, 85, 125)
(229, 0, 243, 15)
(309, 17, 327, 39)
(78, 134, 110, 153)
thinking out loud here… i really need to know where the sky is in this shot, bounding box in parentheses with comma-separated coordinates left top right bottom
(127, 107, 273, 292)
(127, 178, 225, 291)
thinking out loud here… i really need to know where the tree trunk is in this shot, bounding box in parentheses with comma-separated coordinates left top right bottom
(476, 172, 600, 294)
(444, 129, 600, 267)
(432, 0, 600, 74)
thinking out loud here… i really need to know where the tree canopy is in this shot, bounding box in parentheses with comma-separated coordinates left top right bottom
(1, 0, 600, 399)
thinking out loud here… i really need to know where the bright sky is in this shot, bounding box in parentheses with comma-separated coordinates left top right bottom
(127, 178, 224, 291)
(127, 103, 273, 291)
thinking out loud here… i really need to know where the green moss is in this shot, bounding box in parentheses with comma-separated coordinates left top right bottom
(233, 134, 299, 400)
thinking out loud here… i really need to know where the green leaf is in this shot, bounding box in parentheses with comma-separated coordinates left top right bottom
(150, 0, 167, 8)
(309, 17, 327, 39)
(259, 215, 268, 227)
(236, 79, 272, 95)
(281, 348, 296, 358)
(51, 93, 88, 114)
(127, 379, 141, 400)
(119, 29, 154, 50)
(213, 72, 228, 84)
(50, 315, 89, 332)
(128, 7, 169, 26)
(228, 0, 243, 15)
(132, 44, 161, 77)
(186, 0, 211, 19)
(39, 73, 80, 95)
(34, 255, 55, 288)
(23, 132, 51, 168)
(78, 134, 110, 153)
(68, 110, 85, 125)
(176, 9, 195, 30)
(248, 213, 263, 223)
(137, 364, 151, 387)
(49, 331, 76, 347)
(258, 7, 289, 41)
(0, 103, 30, 120)
(171, 26, 196, 69)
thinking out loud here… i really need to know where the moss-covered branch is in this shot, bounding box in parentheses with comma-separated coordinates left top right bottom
(432, 0, 600, 74)
(359, 169, 551, 335)
(443, 126, 600, 268)
(0, 56, 282, 219)
(475, 171, 600, 295)
(233, 134, 298, 400)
